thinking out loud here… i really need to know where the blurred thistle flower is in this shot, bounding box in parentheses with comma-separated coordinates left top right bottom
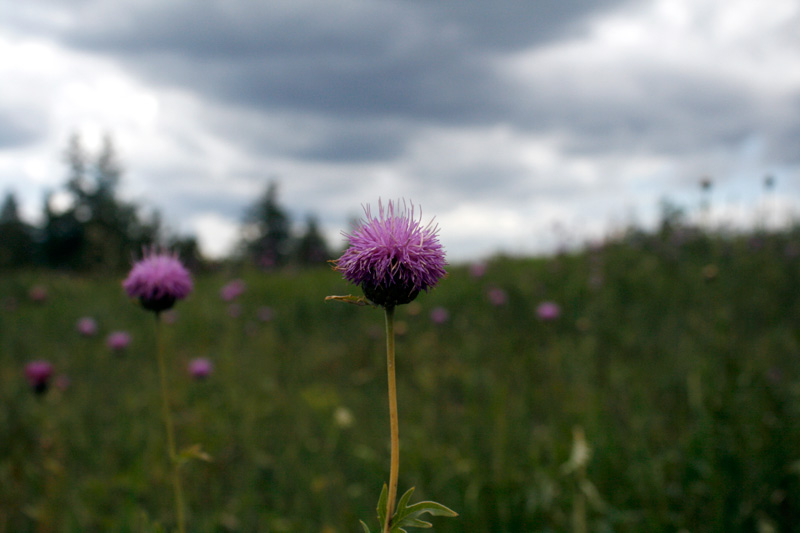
(29, 285, 48, 303)
(188, 357, 213, 380)
(76, 316, 98, 337)
(536, 301, 561, 321)
(257, 306, 274, 322)
(220, 279, 246, 302)
(25, 360, 53, 395)
(123, 248, 193, 313)
(227, 303, 242, 318)
(55, 374, 71, 392)
(469, 261, 487, 279)
(487, 287, 507, 307)
(107, 331, 132, 352)
(333, 199, 446, 308)
(430, 306, 449, 324)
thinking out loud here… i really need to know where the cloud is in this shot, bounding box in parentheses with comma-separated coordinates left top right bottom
(1, 0, 799, 261)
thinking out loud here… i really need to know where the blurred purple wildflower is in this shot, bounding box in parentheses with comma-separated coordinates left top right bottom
(25, 360, 53, 395)
(188, 357, 213, 380)
(55, 374, 71, 392)
(333, 199, 447, 308)
(536, 301, 561, 321)
(107, 331, 132, 352)
(77, 316, 98, 337)
(123, 248, 193, 313)
(257, 306, 274, 322)
(29, 285, 48, 303)
(487, 287, 508, 307)
(227, 303, 242, 318)
(469, 262, 487, 279)
(220, 279, 246, 302)
(430, 306, 450, 324)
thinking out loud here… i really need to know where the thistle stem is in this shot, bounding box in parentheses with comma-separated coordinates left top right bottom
(155, 316, 186, 533)
(383, 306, 399, 533)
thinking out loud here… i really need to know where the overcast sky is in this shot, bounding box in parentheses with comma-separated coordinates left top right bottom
(1, 0, 799, 262)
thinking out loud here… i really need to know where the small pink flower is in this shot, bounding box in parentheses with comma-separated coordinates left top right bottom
(469, 262, 487, 279)
(188, 357, 213, 380)
(257, 306, 274, 322)
(76, 317, 98, 337)
(107, 331, 132, 352)
(220, 279, 246, 302)
(25, 360, 53, 394)
(29, 285, 48, 303)
(487, 287, 507, 307)
(430, 306, 449, 324)
(536, 301, 561, 321)
(55, 374, 71, 392)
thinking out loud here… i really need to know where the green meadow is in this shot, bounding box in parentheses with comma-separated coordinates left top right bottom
(3, 226, 800, 532)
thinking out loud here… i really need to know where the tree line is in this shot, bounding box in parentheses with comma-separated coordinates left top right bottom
(0, 134, 330, 272)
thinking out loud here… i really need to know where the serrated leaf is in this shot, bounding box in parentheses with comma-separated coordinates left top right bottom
(389, 487, 458, 532)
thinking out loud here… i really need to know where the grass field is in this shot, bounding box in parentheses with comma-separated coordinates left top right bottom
(3, 225, 800, 532)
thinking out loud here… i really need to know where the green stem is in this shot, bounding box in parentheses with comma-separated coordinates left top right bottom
(155, 315, 186, 533)
(383, 306, 399, 533)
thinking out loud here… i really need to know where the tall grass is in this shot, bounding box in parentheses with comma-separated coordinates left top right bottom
(2, 226, 800, 531)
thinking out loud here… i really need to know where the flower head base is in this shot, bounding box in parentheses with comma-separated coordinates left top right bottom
(333, 200, 446, 308)
(123, 248, 193, 313)
(25, 360, 53, 395)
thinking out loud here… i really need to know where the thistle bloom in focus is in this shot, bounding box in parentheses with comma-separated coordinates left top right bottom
(25, 360, 53, 395)
(123, 248, 193, 313)
(333, 200, 446, 308)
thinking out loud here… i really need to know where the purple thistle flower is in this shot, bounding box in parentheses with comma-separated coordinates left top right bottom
(333, 199, 447, 308)
(257, 306, 274, 322)
(77, 316, 98, 337)
(536, 301, 561, 321)
(123, 248, 193, 313)
(188, 357, 213, 380)
(220, 279, 246, 302)
(107, 331, 132, 352)
(29, 285, 48, 303)
(430, 306, 450, 324)
(25, 360, 53, 395)
(487, 287, 508, 307)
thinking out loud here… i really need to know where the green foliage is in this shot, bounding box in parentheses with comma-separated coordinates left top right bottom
(2, 225, 800, 531)
(361, 485, 458, 532)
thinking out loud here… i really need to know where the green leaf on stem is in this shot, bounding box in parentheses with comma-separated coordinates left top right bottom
(362, 485, 457, 532)
(390, 487, 458, 531)
(324, 294, 373, 306)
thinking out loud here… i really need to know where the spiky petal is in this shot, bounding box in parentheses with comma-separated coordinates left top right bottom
(334, 200, 447, 308)
(123, 248, 193, 313)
